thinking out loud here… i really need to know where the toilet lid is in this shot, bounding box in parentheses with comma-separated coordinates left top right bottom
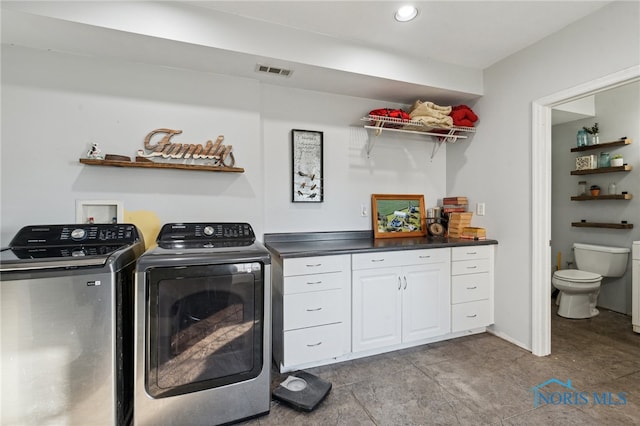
(554, 269, 601, 282)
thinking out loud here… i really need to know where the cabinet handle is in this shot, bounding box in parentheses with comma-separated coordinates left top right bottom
(398, 277, 402, 290)
(307, 342, 322, 347)
(466, 314, 477, 318)
(466, 286, 477, 290)
(403, 276, 408, 290)
(467, 252, 477, 255)
(306, 307, 322, 312)
(306, 263, 322, 267)
(371, 259, 385, 263)
(306, 281, 322, 285)
(419, 255, 431, 259)
(466, 266, 478, 269)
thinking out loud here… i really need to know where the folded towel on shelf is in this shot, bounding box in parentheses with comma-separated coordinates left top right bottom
(369, 108, 411, 121)
(450, 105, 478, 127)
(405, 100, 453, 130)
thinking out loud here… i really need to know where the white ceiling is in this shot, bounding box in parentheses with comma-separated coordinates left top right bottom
(1, 1, 614, 104)
(190, 1, 611, 69)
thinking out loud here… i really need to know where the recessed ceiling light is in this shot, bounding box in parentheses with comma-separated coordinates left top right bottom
(395, 5, 418, 22)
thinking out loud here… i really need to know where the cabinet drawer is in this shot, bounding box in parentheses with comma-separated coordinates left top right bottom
(451, 273, 490, 304)
(452, 245, 491, 262)
(451, 258, 490, 276)
(283, 271, 345, 295)
(283, 289, 344, 330)
(451, 300, 491, 332)
(403, 248, 450, 265)
(283, 323, 344, 366)
(352, 248, 449, 270)
(283, 255, 349, 277)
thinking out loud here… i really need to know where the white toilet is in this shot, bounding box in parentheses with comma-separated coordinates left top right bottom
(552, 243, 630, 319)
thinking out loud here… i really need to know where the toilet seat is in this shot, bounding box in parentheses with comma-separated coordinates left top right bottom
(553, 269, 601, 283)
(552, 269, 602, 319)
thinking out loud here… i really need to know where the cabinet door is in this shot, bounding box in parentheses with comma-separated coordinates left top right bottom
(402, 262, 451, 342)
(352, 268, 402, 352)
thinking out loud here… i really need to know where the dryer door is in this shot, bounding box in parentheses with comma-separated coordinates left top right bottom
(145, 262, 265, 398)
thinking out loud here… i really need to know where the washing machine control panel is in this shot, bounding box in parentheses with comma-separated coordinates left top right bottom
(157, 223, 256, 247)
(9, 224, 140, 247)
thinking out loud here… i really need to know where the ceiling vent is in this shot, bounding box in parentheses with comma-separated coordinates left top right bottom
(256, 64, 293, 77)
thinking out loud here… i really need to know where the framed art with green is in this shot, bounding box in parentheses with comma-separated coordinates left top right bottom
(371, 194, 426, 239)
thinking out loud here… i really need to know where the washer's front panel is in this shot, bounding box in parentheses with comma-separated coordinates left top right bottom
(134, 263, 271, 426)
(1, 272, 117, 425)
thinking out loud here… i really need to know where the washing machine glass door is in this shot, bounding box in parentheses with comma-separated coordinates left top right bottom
(146, 262, 264, 398)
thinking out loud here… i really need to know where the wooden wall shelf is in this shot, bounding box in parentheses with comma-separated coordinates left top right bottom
(571, 222, 633, 229)
(79, 158, 244, 173)
(571, 165, 632, 175)
(571, 194, 633, 201)
(570, 138, 632, 152)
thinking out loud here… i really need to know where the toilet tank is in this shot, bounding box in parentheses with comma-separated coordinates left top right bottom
(574, 243, 630, 277)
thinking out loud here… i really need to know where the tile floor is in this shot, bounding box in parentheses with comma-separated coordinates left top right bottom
(244, 304, 640, 425)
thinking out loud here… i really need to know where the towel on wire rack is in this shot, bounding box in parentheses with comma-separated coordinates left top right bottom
(405, 100, 453, 130)
(450, 105, 478, 127)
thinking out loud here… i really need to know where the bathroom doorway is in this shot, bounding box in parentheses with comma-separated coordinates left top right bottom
(531, 66, 640, 356)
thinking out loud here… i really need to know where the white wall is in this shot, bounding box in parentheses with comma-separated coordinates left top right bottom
(1, 45, 448, 245)
(0, 45, 264, 244)
(447, 1, 640, 349)
(552, 82, 640, 314)
(261, 84, 447, 233)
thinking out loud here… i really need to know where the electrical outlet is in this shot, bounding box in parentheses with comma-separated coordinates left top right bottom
(476, 202, 486, 216)
(360, 203, 368, 217)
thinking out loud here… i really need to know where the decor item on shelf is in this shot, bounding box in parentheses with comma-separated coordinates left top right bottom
(136, 128, 236, 167)
(608, 182, 617, 195)
(611, 154, 624, 167)
(576, 155, 597, 170)
(292, 129, 323, 203)
(576, 129, 588, 147)
(590, 185, 601, 196)
(86, 143, 105, 160)
(582, 122, 599, 145)
(578, 180, 587, 196)
(371, 194, 426, 238)
(598, 152, 610, 168)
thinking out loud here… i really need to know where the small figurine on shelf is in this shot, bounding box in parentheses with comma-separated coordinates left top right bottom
(86, 143, 105, 160)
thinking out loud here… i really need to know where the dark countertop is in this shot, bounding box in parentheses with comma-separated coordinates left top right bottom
(263, 230, 498, 259)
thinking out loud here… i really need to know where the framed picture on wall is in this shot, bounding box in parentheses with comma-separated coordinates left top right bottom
(371, 194, 426, 239)
(292, 129, 323, 202)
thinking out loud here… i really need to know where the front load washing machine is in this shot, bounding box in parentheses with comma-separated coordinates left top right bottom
(133, 222, 271, 426)
(0, 224, 145, 425)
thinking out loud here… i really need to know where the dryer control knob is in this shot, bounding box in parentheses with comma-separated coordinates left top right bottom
(71, 228, 86, 240)
(203, 226, 215, 236)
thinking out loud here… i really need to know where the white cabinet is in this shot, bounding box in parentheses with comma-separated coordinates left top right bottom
(271, 254, 351, 372)
(352, 249, 451, 352)
(450, 245, 494, 332)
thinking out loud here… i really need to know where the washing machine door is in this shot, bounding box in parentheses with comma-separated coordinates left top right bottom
(144, 261, 265, 398)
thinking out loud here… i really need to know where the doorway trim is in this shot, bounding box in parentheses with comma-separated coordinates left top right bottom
(531, 65, 640, 356)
